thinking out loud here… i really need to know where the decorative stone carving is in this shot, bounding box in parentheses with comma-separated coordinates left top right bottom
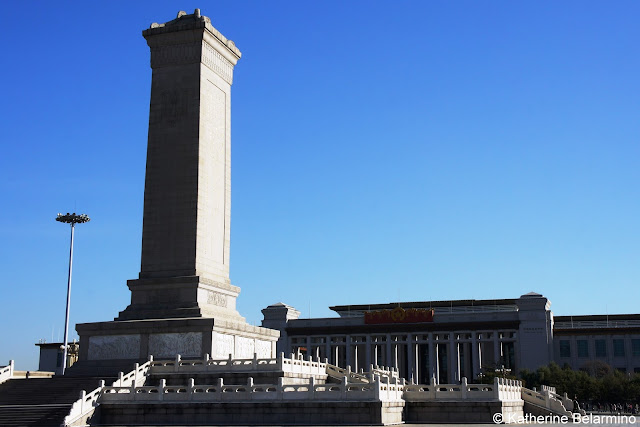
(202, 41, 234, 84)
(215, 333, 235, 358)
(148, 41, 234, 85)
(235, 336, 255, 358)
(88, 335, 140, 360)
(149, 332, 202, 358)
(255, 340, 273, 358)
(207, 290, 228, 308)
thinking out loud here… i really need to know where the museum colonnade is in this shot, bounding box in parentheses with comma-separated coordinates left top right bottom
(289, 330, 517, 384)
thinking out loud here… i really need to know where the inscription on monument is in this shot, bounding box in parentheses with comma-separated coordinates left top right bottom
(207, 290, 228, 307)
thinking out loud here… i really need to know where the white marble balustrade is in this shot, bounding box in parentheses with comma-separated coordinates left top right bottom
(149, 353, 327, 376)
(101, 375, 405, 403)
(0, 360, 14, 384)
(63, 360, 151, 426)
(404, 377, 522, 402)
(521, 386, 573, 416)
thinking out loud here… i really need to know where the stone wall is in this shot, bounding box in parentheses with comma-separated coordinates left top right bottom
(99, 401, 405, 426)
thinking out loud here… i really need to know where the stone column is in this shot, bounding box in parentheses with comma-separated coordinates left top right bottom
(471, 332, 479, 380)
(407, 333, 415, 382)
(428, 333, 437, 381)
(325, 336, 331, 364)
(449, 334, 459, 383)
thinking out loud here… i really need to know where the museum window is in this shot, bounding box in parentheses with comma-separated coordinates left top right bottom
(577, 340, 589, 358)
(595, 339, 607, 357)
(613, 339, 625, 357)
(559, 340, 571, 358)
(632, 339, 640, 357)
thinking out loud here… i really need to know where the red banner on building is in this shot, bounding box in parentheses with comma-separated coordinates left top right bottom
(364, 307, 435, 324)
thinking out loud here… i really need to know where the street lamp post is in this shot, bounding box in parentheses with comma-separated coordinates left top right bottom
(56, 212, 90, 375)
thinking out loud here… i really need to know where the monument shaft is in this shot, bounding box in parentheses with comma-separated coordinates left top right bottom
(118, 11, 243, 321)
(141, 20, 237, 283)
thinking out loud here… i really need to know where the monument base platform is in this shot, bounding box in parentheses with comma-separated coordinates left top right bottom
(116, 275, 245, 322)
(98, 401, 406, 426)
(76, 317, 279, 362)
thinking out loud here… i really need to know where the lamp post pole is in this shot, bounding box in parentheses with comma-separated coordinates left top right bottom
(56, 212, 90, 375)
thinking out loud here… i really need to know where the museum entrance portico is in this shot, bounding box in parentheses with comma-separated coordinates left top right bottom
(289, 329, 517, 384)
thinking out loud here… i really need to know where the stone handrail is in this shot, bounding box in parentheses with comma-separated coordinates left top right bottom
(326, 363, 370, 383)
(0, 360, 14, 384)
(537, 384, 579, 412)
(404, 377, 521, 402)
(371, 365, 399, 380)
(150, 353, 327, 376)
(495, 377, 522, 401)
(546, 388, 582, 414)
(62, 359, 151, 427)
(101, 375, 404, 403)
(521, 386, 571, 417)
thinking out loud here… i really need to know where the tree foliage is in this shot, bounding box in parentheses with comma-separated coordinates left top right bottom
(515, 362, 640, 404)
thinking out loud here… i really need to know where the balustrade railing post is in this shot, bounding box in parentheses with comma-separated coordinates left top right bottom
(544, 389, 551, 409)
(175, 354, 181, 372)
(247, 377, 254, 400)
(374, 376, 381, 400)
(277, 377, 284, 401)
(79, 390, 86, 412)
(158, 379, 166, 401)
(461, 377, 468, 399)
(188, 378, 195, 401)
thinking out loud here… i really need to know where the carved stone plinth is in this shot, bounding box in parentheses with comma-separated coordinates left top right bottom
(76, 318, 279, 361)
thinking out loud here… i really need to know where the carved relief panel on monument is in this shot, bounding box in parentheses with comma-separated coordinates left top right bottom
(207, 290, 228, 308)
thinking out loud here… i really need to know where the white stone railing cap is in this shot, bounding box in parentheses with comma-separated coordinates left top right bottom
(143, 9, 241, 59)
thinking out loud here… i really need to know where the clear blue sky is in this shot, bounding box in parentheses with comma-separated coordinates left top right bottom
(1, 1, 638, 370)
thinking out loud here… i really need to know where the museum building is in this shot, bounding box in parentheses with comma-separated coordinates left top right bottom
(262, 292, 640, 384)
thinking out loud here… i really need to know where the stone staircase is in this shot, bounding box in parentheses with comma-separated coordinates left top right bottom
(64, 359, 142, 377)
(0, 376, 108, 427)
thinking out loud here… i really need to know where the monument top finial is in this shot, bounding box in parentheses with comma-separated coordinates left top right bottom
(145, 9, 241, 59)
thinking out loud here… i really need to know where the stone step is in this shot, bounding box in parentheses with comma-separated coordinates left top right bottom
(0, 404, 71, 427)
(0, 377, 106, 405)
(0, 376, 108, 426)
(65, 359, 143, 377)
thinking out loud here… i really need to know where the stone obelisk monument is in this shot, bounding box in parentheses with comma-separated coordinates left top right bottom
(76, 10, 278, 362)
